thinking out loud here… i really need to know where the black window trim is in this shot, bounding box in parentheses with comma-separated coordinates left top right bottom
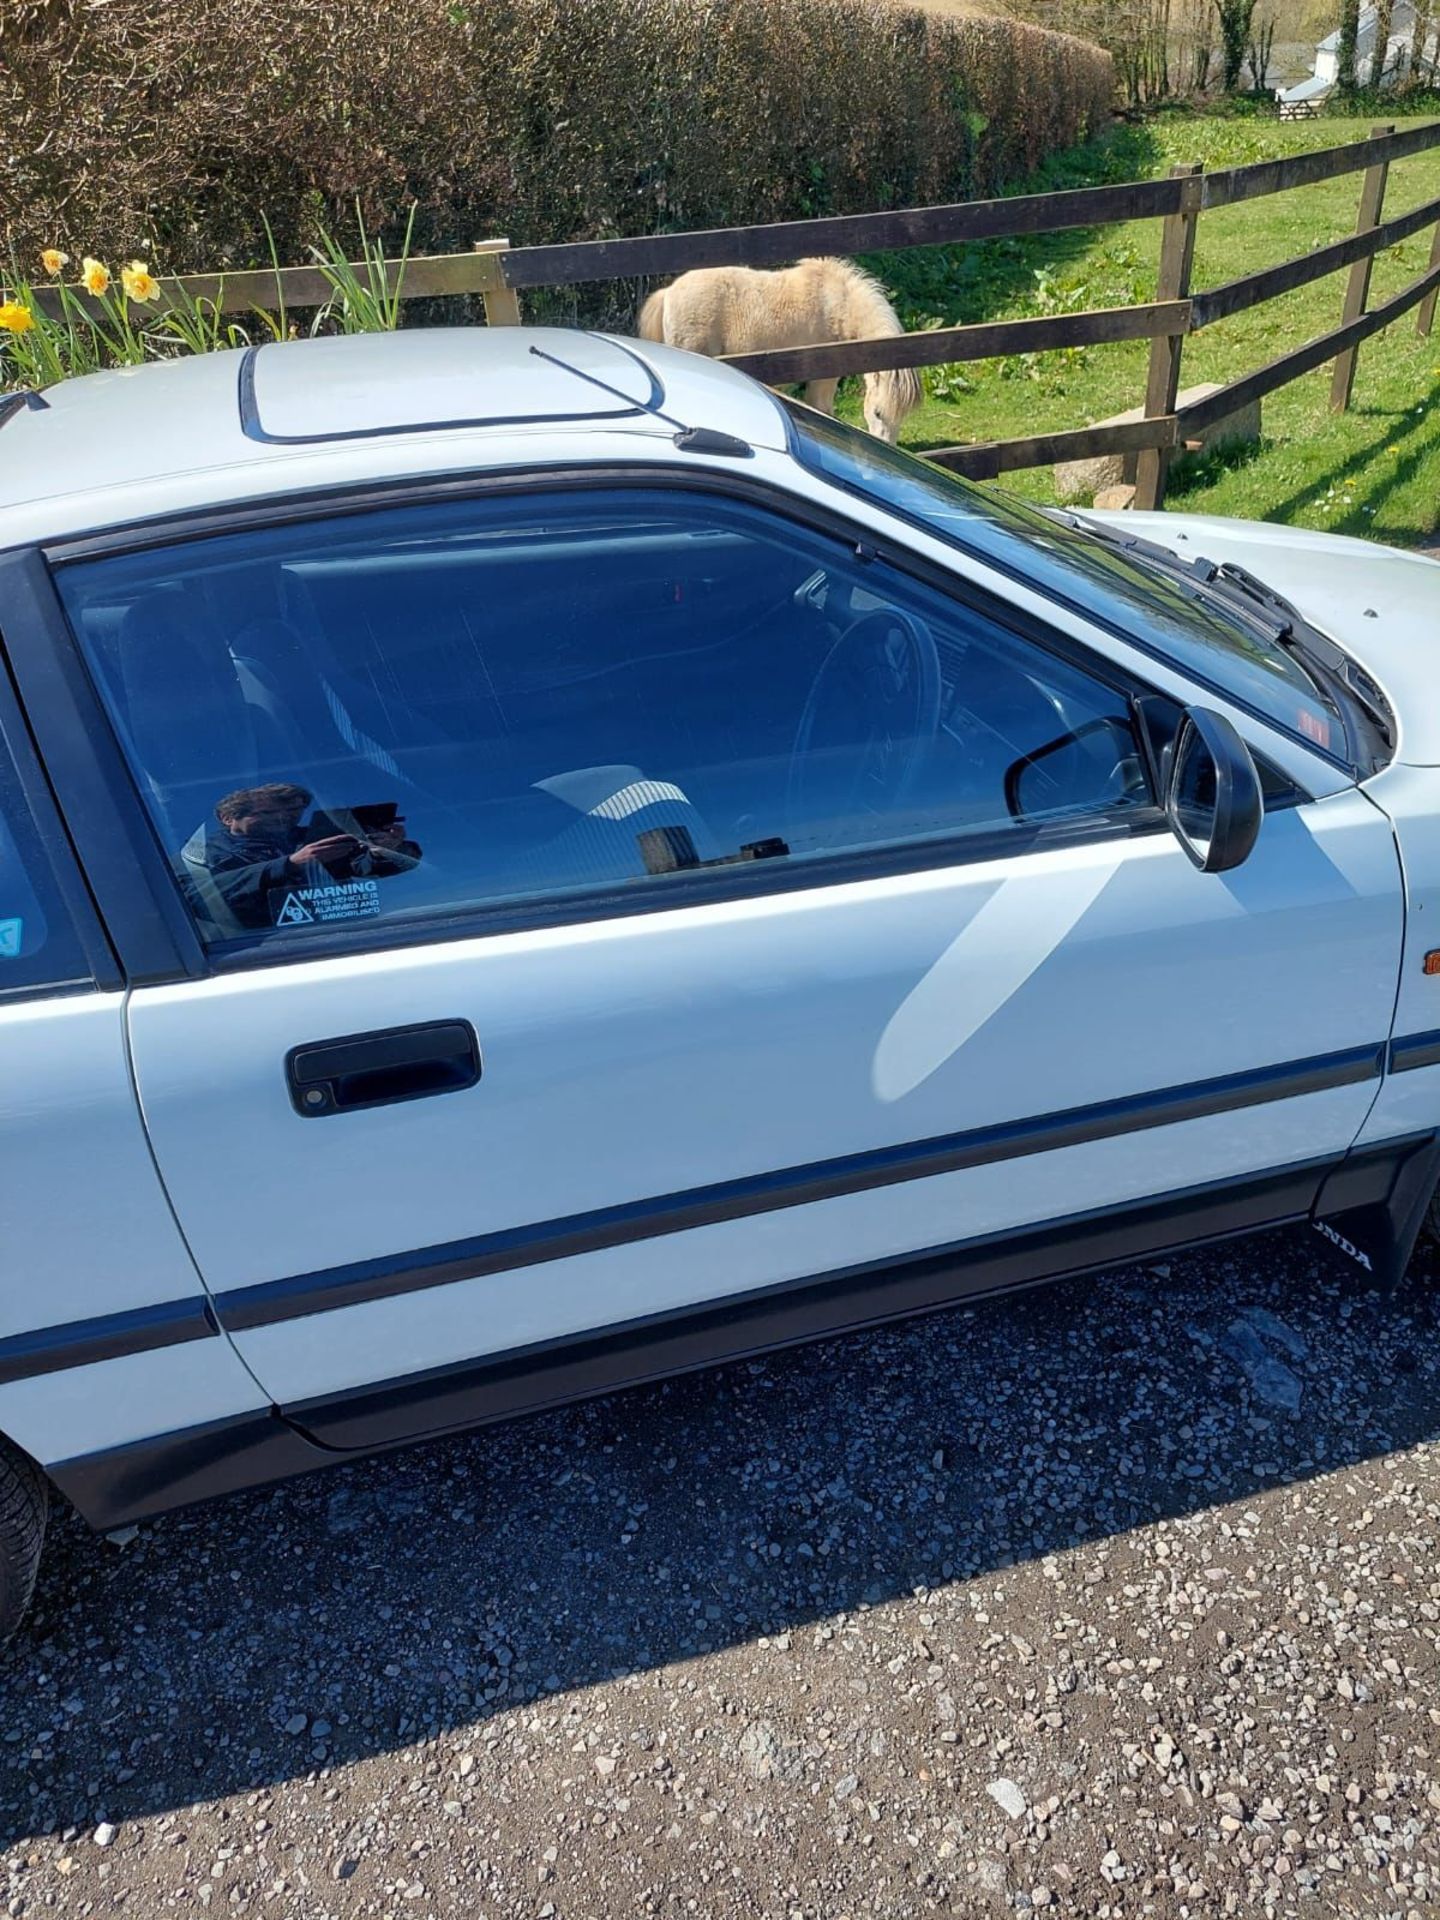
(0, 634, 120, 1002)
(26, 463, 1302, 984)
(0, 549, 207, 987)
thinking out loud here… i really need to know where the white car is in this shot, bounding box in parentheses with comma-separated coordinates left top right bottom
(1, 327, 1437, 1638)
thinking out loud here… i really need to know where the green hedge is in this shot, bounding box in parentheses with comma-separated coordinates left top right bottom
(6, 0, 1113, 315)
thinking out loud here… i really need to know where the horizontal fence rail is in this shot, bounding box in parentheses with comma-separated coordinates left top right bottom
(1188, 190, 1440, 326)
(487, 119, 1440, 290)
(23, 119, 1440, 509)
(1178, 251, 1440, 434)
(922, 415, 1175, 482)
(31, 247, 513, 324)
(1200, 120, 1440, 208)
(720, 300, 1192, 384)
(490, 181, 1192, 289)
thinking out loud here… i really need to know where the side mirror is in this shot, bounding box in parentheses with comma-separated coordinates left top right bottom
(1165, 707, 1263, 873)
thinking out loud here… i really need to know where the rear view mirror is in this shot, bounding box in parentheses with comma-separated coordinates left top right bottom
(1165, 707, 1263, 873)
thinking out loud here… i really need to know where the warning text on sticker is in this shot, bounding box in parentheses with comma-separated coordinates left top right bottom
(272, 881, 382, 927)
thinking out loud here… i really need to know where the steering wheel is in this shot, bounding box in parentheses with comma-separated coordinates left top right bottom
(787, 607, 943, 838)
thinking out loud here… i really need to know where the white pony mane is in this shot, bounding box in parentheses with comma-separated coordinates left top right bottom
(809, 259, 923, 426)
(818, 257, 903, 336)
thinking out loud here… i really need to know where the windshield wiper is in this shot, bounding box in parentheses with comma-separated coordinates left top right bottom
(1050, 509, 1395, 767)
(1189, 557, 1393, 744)
(1057, 510, 1385, 761)
(1188, 556, 1301, 637)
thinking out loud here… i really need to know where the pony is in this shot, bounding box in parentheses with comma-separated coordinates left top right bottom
(637, 257, 922, 444)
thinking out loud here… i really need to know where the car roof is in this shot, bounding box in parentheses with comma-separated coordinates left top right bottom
(0, 327, 792, 547)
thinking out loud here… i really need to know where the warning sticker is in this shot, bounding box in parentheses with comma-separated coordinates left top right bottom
(270, 881, 382, 927)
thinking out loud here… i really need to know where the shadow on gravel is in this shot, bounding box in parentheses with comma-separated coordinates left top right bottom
(4, 1224, 1438, 1846)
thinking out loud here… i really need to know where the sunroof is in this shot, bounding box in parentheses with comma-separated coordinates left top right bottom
(238, 327, 664, 446)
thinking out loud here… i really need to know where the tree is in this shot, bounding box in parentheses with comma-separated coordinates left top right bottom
(1006, 0, 1174, 104)
(1413, 4, 1435, 83)
(1248, 8, 1277, 87)
(1337, 0, 1362, 89)
(1215, 0, 1259, 87)
(1370, 0, 1395, 85)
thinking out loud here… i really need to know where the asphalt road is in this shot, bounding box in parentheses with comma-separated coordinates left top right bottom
(4, 1225, 1440, 1918)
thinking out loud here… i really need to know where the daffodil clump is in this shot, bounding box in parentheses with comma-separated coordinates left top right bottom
(3, 210, 417, 396)
(0, 246, 172, 390)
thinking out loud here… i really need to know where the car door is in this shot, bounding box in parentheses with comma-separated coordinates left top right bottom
(45, 478, 1402, 1449)
(0, 633, 273, 1485)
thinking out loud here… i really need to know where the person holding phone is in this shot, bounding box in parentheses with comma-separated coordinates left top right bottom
(179, 782, 421, 932)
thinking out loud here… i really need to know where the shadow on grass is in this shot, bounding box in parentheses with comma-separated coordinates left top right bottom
(1257, 398, 1440, 544)
(1166, 433, 1271, 498)
(2, 1221, 1437, 1848)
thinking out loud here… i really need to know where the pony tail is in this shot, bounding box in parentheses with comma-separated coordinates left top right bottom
(637, 288, 667, 341)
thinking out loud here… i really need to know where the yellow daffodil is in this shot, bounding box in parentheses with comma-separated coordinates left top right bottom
(121, 260, 160, 304)
(40, 248, 69, 277)
(0, 300, 35, 334)
(81, 256, 111, 297)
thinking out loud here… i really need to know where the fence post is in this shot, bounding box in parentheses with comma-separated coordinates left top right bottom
(1134, 164, 1203, 513)
(1330, 124, 1394, 410)
(473, 239, 522, 326)
(1417, 217, 1440, 336)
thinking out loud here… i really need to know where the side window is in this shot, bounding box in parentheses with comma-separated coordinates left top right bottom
(0, 687, 92, 995)
(55, 490, 1151, 950)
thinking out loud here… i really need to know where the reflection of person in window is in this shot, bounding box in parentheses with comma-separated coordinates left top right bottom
(181, 782, 420, 931)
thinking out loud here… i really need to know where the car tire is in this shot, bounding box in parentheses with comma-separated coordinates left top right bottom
(0, 1435, 48, 1646)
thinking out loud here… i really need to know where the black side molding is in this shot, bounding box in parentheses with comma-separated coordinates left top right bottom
(0, 1295, 216, 1387)
(215, 1043, 1384, 1336)
(52, 1149, 1338, 1529)
(286, 1154, 1333, 1453)
(1, 1043, 1394, 1391)
(1390, 1030, 1440, 1074)
(49, 1129, 1438, 1530)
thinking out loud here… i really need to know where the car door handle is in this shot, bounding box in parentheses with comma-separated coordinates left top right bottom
(286, 1020, 481, 1116)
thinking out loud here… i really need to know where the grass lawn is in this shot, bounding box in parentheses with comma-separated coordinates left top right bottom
(841, 113, 1440, 546)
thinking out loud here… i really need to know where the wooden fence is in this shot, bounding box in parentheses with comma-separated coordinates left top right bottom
(35, 121, 1440, 510)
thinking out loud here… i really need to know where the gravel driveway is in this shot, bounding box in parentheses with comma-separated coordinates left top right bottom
(4, 1227, 1439, 1919)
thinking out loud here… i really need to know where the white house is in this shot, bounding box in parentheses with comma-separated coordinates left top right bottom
(1280, 1, 1439, 111)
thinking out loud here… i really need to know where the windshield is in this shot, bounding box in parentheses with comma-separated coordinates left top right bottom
(786, 406, 1343, 760)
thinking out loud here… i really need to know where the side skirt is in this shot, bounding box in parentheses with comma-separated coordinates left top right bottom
(1311, 1130, 1440, 1286)
(52, 1152, 1348, 1530)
